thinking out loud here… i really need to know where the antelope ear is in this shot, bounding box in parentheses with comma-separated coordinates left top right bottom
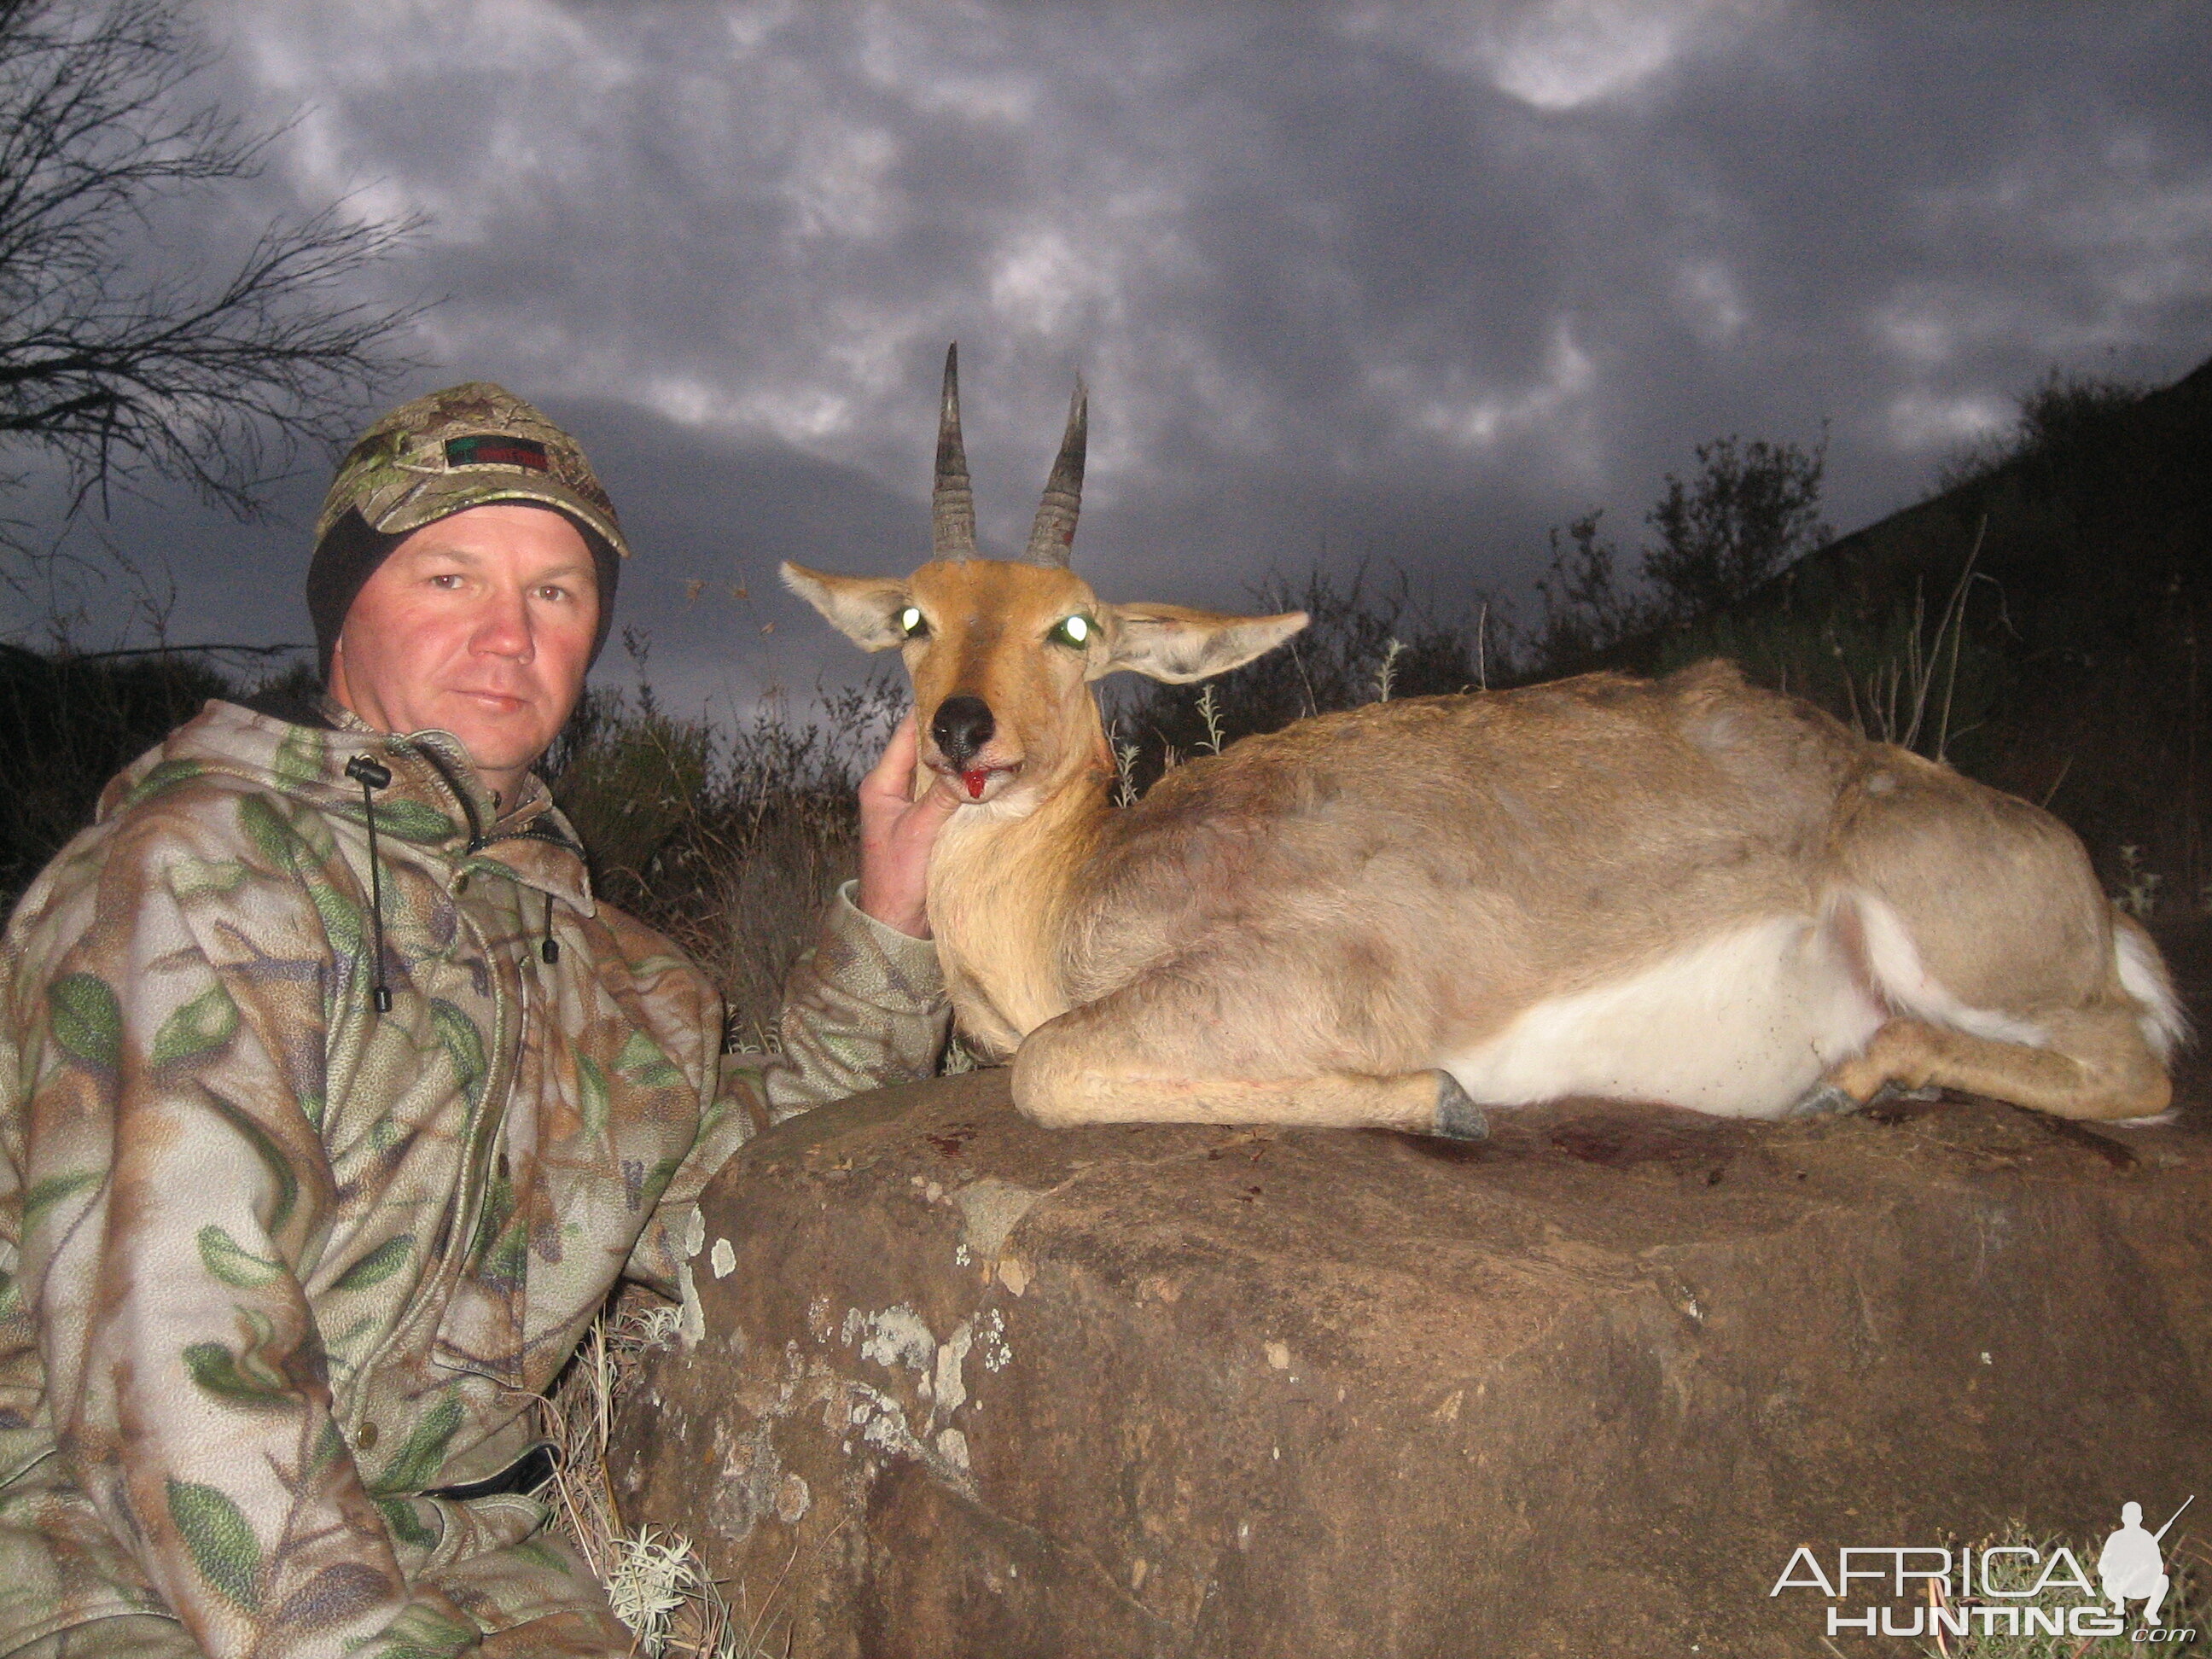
(1097, 603, 1307, 684)
(780, 562, 911, 652)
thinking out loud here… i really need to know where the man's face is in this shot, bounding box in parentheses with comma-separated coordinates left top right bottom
(329, 504, 598, 798)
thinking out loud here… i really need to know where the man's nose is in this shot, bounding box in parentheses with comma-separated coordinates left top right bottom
(471, 588, 535, 661)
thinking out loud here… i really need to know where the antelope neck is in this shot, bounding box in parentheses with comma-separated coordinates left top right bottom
(928, 754, 1114, 1051)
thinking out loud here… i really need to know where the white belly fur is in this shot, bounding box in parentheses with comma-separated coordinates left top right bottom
(1442, 916, 1887, 1118)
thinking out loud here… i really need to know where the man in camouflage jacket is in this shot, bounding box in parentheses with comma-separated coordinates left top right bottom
(0, 386, 956, 1656)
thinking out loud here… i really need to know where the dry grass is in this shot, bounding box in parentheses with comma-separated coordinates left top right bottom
(539, 1297, 836, 1658)
(542, 667, 907, 1042)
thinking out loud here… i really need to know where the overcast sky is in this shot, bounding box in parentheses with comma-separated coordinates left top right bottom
(9, 0, 2211, 719)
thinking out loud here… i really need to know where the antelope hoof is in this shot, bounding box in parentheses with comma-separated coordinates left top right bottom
(1434, 1073, 1490, 1141)
(1784, 1078, 1930, 1120)
(1783, 1081, 1864, 1120)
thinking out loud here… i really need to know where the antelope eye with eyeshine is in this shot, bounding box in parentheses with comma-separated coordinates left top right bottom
(899, 606, 928, 639)
(1051, 614, 1093, 648)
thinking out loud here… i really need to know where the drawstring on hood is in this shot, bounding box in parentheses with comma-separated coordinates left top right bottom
(344, 755, 395, 1014)
(160, 699, 593, 1022)
(339, 740, 579, 1018)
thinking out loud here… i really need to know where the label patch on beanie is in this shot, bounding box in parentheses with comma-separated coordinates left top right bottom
(444, 434, 550, 471)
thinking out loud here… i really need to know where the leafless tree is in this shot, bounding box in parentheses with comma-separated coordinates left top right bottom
(0, 0, 421, 536)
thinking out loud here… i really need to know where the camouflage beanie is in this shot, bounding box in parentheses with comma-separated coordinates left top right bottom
(308, 382, 630, 681)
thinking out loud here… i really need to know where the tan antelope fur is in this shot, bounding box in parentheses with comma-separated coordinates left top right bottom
(783, 346, 2185, 1139)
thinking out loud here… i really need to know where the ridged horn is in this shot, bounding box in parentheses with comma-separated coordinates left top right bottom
(1022, 375, 1086, 567)
(932, 343, 977, 560)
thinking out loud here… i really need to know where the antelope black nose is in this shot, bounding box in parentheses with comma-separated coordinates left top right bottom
(932, 696, 995, 769)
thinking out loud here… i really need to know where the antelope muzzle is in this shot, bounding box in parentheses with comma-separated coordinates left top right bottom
(931, 695, 996, 770)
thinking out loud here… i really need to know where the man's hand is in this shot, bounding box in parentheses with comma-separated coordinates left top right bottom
(856, 713, 961, 938)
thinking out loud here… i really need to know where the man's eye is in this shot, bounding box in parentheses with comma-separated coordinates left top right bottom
(428, 573, 465, 589)
(1051, 614, 1093, 648)
(899, 607, 929, 639)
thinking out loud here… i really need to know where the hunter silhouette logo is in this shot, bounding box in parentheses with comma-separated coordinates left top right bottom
(2103, 1496, 2192, 1629)
(1770, 1496, 2200, 1643)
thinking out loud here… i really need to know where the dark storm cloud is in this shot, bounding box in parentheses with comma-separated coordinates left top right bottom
(11, 1, 2209, 713)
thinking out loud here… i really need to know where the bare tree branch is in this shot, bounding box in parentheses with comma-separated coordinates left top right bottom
(0, 0, 424, 536)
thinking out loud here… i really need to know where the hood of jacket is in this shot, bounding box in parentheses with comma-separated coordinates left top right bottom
(97, 694, 596, 915)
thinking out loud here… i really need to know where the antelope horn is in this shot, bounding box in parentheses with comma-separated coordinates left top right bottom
(932, 343, 977, 560)
(1022, 375, 1086, 567)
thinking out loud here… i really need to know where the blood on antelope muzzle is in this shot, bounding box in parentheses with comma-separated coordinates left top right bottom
(932, 695, 995, 771)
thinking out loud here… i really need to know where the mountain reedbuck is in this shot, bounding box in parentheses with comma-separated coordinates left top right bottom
(783, 347, 2183, 1140)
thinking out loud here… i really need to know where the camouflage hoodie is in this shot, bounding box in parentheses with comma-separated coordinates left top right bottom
(0, 698, 947, 1656)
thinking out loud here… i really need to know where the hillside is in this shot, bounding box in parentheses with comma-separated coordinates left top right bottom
(1610, 352, 2212, 903)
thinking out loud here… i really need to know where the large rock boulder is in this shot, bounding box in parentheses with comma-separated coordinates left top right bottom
(608, 1048, 2211, 1656)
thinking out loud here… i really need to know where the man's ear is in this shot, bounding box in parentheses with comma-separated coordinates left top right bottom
(780, 562, 911, 652)
(1097, 603, 1308, 684)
